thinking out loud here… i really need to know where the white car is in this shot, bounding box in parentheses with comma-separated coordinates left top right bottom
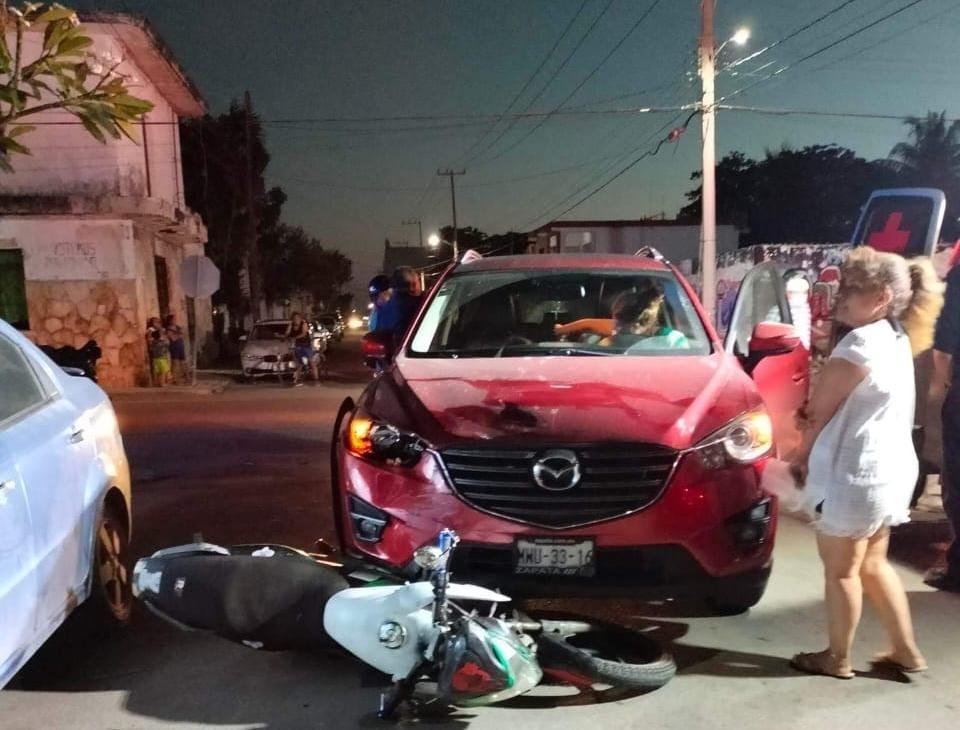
(0, 318, 132, 688)
(239, 320, 297, 379)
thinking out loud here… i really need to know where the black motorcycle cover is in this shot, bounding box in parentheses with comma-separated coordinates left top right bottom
(135, 551, 349, 652)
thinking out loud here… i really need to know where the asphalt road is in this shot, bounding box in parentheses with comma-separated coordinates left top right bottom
(2, 336, 958, 729)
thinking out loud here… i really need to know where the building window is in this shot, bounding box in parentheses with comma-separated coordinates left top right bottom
(155, 255, 170, 316)
(0, 249, 29, 330)
(549, 234, 559, 251)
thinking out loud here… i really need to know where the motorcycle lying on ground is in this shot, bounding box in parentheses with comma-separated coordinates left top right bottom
(133, 529, 676, 719)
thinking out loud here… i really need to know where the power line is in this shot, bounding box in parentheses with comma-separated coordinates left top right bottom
(21, 104, 689, 130)
(453, 0, 591, 168)
(719, 0, 932, 103)
(497, 49, 696, 230)
(516, 111, 692, 231)
(478, 0, 666, 165)
(718, 0, 865, 75)
(719, 104, 960, 123)
(802, 0, 960, 76)
(468, 0, 618, 164)
(274, 151, 666, 194)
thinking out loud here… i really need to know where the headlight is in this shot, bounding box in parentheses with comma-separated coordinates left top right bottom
(692, 409, 773, 469)
(346, 413, 426, 467)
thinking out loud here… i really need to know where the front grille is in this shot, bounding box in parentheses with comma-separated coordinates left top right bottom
(439, 445, 677, 528)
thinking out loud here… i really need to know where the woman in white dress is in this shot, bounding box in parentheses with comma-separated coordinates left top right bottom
(789, 247, 939, 679)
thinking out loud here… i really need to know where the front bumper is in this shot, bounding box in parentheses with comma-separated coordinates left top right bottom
(335, 448, 777, 600)
(241, 357, 295, 376)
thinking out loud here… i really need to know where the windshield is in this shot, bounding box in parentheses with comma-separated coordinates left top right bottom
(409, 269, 710, 358)
(250, 323, 288, 340)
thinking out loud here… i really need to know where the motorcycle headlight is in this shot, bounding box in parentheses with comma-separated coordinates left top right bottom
(346, 413, 426, 467)
(692, 409, 773, 469)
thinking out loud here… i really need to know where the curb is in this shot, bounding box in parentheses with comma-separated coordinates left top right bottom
(106, 379, 231, 397)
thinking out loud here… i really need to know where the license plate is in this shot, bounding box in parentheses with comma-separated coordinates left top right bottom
(514, 538, 595, 577)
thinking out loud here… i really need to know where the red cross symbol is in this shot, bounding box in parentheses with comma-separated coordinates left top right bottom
(867, 212, 910, 253)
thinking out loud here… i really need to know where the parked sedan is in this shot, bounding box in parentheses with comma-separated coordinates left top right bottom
(316, 314, 344, 342)
(239, 320, 297, 380)
(0, 318, 132, 688)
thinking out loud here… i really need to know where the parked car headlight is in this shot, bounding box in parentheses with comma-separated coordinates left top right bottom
(692, 409, 773, 469)
(346, 413, 426, 467)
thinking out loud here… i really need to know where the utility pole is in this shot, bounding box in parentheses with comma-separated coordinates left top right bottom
(402, 218, 424, 247)
(243, 90, 261, 324)
(699, 0, 717, 326)
(437, 169, 465, 260)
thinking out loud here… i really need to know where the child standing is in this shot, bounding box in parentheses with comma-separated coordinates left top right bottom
(149, 328, 171, 387)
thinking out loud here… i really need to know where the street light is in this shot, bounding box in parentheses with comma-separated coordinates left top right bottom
(428, 233, 441, 248)
(730, 27, 750, 47)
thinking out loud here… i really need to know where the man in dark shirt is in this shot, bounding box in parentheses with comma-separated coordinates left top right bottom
(928, 264, 960, 592)
(379, 266, 424, 352)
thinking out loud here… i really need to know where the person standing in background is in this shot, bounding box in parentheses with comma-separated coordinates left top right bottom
(164, 314, 187, 384)
(926, 263, 960, 592)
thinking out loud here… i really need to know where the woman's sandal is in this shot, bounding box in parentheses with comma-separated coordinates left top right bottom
(872, 653, 928, 673)
(790, 650, 855, 679)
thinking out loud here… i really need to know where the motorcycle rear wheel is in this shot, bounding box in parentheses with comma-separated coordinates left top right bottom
(535, 622, 676, 691)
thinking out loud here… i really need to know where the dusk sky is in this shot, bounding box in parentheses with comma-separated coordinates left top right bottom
(72, 0, 960, 294)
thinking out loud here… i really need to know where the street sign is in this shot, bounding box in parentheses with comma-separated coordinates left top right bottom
(181, 255, 220, 298)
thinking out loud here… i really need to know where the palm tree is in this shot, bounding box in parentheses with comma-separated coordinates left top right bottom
(890, 111, 960, 192)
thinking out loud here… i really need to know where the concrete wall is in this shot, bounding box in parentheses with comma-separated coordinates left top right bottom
(530, 225, 740, 261)
(0, 218, 211, 386)
(2, 28, 184, 209)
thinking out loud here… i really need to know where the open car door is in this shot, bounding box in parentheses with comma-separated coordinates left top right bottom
(724, 262, 809, 459)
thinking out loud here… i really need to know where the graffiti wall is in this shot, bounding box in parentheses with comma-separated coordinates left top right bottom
(684, 240, 958, 357)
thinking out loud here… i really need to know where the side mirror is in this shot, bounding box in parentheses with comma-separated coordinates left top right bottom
(749, 322, 801, 357)
(361, 331, 392, 368)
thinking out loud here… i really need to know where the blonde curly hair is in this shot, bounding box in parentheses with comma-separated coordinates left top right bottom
(840, 246, 944, 355)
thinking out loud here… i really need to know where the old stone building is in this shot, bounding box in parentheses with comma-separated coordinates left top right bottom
(0, 13, 209, 387)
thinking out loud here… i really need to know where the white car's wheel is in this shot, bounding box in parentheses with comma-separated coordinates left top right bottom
(91, 499, 132, 624)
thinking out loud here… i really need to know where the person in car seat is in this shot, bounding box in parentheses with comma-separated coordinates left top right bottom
(553, 282, 689, 349)
(602, 283, 689, 350)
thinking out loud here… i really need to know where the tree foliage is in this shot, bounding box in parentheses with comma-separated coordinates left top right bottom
(0, 1, 154, 171)
(180, 103, 270, 317)
(260, 223, 352, 308)
(889, 111, 960, 238)
(679, 144, 901, 245)
(680, 111, 960, 244)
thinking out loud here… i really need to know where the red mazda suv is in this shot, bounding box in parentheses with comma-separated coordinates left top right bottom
(331, 253, 808, 612)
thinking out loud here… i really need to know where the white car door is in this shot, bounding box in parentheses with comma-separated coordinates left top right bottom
(0, 335, 44, 687)
(7, 346, 95, 634)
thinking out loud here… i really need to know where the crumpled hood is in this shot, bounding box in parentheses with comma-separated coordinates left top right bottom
(241, 339, 288, 357)
(382, 354, 760, 450)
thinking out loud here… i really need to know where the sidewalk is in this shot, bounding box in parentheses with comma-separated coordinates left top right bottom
(105, 370, 234, 396)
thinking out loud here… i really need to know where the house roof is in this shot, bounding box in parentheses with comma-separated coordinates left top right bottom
(79, 12, 206, 118)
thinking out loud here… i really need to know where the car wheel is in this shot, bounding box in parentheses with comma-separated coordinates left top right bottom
(90, 498, 133, 624)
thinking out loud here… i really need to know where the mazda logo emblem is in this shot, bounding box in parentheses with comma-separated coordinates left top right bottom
(531, 450, 581, 491)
